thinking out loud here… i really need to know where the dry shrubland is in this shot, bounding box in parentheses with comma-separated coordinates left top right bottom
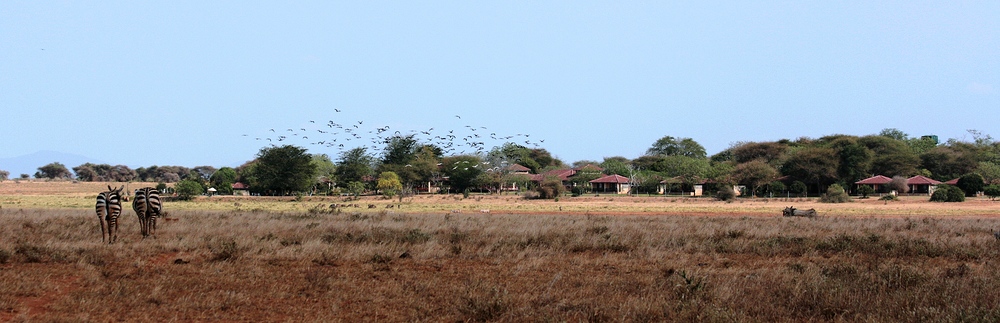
(2, 207, 1000, 322)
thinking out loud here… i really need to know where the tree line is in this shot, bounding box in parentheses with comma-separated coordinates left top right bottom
(5, 128, 999, 199)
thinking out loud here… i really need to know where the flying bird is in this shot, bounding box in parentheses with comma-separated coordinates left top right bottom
(335, 109, 341, 112)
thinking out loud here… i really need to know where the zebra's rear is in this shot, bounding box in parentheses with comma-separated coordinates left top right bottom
(133, 187, 162, 238)
(96, 185, 124, 243)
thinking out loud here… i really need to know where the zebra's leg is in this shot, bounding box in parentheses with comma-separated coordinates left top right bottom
(150, 216, 157, 239)
(99, 216, 109, 243)
(108, 216, 117, 244)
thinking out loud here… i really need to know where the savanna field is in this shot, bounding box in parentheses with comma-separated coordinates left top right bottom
(2, 181, 1000, 322)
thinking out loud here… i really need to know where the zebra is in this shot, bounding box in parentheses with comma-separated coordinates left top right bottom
(96, 185, 125, 243)
(132, 187, 163, 239)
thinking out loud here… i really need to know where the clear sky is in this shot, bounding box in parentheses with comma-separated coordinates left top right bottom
(3, 1, 998, 169)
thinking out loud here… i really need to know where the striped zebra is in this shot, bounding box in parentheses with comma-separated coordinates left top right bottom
(96, 185, 125, 243)
(132, 187, 163, 239)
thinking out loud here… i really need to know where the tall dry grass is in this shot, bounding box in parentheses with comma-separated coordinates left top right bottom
(1, 208, 1000, 321)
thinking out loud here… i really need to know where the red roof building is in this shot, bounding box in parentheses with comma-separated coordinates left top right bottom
(589, 175, 631, 194)
(855, 175, 893, 192)
(907, 175, 941, 194)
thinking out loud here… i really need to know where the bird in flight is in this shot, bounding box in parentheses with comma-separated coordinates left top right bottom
(455, 115, 461, 119)
(335, 109, 341, 112)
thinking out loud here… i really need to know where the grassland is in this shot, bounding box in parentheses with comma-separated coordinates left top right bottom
(2, 181, 1000, 322)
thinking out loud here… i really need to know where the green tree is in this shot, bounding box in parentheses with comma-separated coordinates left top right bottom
(210, 167, 237, 195)
(733, 160, 779, 198)
(442, 155, 483, 193)
(210, 167, 237, 187)
(647, 136, 707, 159)
(376, 171, 403, 198)
(381, 134, 420, 166)
(174, 179, 205, 200)
(251, 145, 318, 195)
(0, 170, 8, 181)
(781, 147, 838, 195)
(600, 157, 632, 177)
(956, 173, 985, 197)
(831, 138, 873, 187)
(653, 155, 709, 178)
(920, 147, 977, 181)
(35, 162, 72, 179)
(860, 135, 919, 177)
(345, 181, 365, 198)
(977, 162, 1000, 184)
(335, 147, 374, 186)
(878, 128, 909, 142)
(731, 141, 789, 165)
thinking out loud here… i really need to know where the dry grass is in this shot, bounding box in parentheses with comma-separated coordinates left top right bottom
(3, 181, 1000, 321)
(2, 206, 1000, 322)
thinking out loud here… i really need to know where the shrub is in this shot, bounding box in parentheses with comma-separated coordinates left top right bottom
(856, 185, 875, 198)
(715, 186, 736, 201)
(820, 184, 851, 203)
(930, 184, 965, 202)
(984, 185, 1000, 200)
(534, 176, 565, 199)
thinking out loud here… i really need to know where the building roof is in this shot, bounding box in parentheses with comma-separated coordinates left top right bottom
(506, 164, 531, 172)
(232, 182, 249, 189)
(855, 175, 892, 185)
(590, 174, 631, 184)
(907, 175, 941, 185)
(539, 168, 576, 180)
(944, 178, 959, 185)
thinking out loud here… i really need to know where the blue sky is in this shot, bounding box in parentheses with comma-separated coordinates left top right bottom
(2, 1, 998, 170)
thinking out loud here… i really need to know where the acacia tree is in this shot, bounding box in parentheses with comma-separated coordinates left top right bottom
(647, 136, 707, 159)
(781, 147, 838, 196)
(35, 162, 72, 179)
(251, 145, 317, 195)
(733, 160, 779, 198)
(0, 170, 8, 181)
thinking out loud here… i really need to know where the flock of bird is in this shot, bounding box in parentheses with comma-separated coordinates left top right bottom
(242, 109, 546, 157)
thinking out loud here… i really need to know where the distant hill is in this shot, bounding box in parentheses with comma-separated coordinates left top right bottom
(0, 151, 108, 178)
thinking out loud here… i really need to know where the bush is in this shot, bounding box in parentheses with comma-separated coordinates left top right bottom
(534, 177, 565, 199)
(715, 186, 736, 201)
(930, 184, 965, 202)
(820, 184, 851, 203)
(985, 185, 1000, 200)
(856, 185, 875, 198)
